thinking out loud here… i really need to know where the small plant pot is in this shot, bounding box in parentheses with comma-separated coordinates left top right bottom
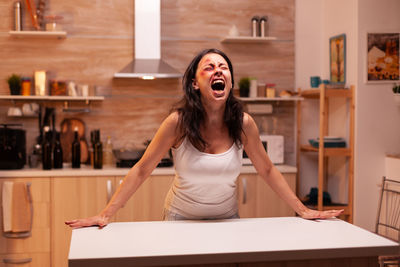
(239, 87, 249, 97)
(9, 86, 21, 95)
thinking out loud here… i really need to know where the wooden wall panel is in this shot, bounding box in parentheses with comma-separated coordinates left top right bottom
(0, 0, 295, 165)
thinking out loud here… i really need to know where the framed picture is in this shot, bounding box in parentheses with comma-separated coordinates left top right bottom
(329, 34, 346, 85)
(367, 33, 399, 83)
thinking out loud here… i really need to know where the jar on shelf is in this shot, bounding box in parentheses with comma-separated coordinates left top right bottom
(266, 83, 276, 98)
(21, 77, 31, 96)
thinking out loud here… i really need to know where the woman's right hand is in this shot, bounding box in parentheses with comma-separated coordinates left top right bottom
(65, 214, 109, 229)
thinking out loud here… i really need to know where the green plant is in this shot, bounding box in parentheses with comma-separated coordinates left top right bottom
(7, 74, 22, 95)
(238, 77, 250, 97)
(392, 83, 400, 94)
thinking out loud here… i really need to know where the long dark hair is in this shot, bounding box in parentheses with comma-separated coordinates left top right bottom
(173, 48, 244, 151)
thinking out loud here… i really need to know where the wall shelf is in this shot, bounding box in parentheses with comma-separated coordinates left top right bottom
(239, 96, 303, 102)
(221, 36, 277, 43)
(9, 30, 67, 39)
(0, 95, 104, 101)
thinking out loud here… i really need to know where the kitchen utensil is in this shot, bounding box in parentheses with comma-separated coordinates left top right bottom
(24, 0, 39, 30)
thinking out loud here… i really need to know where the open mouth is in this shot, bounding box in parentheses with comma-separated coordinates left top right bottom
(211, 80, 225, 91)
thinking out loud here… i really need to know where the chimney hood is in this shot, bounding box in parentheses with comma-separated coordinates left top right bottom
(114, 0, 181, 79)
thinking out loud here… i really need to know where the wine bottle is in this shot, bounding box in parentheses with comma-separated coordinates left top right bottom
(42, 126, 52, 170)
(71, 127, 81, 168)
(93, 130, 103, 169)
(53, 132, 63, 169)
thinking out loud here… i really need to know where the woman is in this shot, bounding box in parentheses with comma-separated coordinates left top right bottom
(66, 48, 342, 228)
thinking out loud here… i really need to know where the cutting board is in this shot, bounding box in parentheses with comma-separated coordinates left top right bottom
(60, 118, 89, 163)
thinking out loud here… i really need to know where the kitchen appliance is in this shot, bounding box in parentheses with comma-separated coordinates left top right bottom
(243, 134, 284, 165)
(113, 147, 173, 168)
(114, 0, 181, 79)
(0, 124, 26, 169)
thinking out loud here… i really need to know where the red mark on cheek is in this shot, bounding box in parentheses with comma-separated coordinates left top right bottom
(199, 70, 207, 77)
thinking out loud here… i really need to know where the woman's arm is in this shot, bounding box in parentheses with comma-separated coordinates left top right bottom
(65, 112, 181, 228)
(241, 113, 343, 219)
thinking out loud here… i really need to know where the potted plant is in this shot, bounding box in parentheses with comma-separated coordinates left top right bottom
(7, 74, 22, 95)
(393, 83, 400, 105)
(239, 77, 250, 97)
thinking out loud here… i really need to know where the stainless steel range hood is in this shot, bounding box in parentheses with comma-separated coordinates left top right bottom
(114, 0, 181, 79)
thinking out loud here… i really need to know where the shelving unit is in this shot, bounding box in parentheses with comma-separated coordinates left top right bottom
(0, 95, 104, 103)
(296, 84, 355, 222)
(239, 96, 303, 102)
(9, 30, 67, 39)
(221, 36, 277, 43)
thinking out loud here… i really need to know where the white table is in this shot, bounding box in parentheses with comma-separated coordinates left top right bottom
(68, 217, 399, 267)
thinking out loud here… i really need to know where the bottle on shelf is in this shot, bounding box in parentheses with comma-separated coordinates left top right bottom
(103, 135, 114, 167)
(71, 127, 81, 168)
(42, 126, 52, 170)
(92, 129, 103, 169)
(53, 132, 63, 169)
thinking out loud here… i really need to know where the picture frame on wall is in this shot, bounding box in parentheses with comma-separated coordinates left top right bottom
(367, 33, 399, 83)
(329, 34, 346, 85)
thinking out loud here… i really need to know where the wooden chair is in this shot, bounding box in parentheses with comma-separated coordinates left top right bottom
(375, 176, 400, 267)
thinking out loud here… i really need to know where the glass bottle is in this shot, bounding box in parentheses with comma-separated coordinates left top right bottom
(103, 135, 114, 167)
(93, 130, 103, 169)
(42, 126, 52, 170)
(53, 132, 63, 169)
(71, 127, 81, 168)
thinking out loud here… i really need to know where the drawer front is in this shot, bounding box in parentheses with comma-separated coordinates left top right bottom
(0, 253, 50, 267)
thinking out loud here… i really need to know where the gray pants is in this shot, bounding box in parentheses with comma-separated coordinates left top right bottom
(163, 209, 240, 221)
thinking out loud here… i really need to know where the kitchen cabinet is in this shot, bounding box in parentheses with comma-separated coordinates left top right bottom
(115, 175, 174, 222)
(51, 176, 111, 267)
(296, 84, 355, 222)
(0, 178, 50, 267)
(51, 175, 174, 267)
(237, 173, 296, 218)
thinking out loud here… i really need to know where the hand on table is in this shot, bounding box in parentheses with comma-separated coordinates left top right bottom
(300, 208, 344, 220)
(65, 214, 109, 229)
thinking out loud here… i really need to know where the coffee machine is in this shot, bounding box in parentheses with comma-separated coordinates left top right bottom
(0, 124, 26, 169)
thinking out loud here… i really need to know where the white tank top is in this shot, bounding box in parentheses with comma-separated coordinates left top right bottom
(164, 137, 243, 219)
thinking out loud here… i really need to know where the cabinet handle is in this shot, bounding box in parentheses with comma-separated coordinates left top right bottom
(107, 179, 113, 203)
(3, 258, 32, 264)
(241, 177, 247, 204)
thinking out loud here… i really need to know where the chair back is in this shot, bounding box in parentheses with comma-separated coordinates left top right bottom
(375, 176, 400, 243)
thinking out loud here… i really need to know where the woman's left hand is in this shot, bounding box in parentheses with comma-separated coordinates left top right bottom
(300, 208, 344, 220)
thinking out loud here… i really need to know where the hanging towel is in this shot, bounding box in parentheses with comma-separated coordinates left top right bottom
(2, 181, 13, 232)
(11, 182, 32, 233)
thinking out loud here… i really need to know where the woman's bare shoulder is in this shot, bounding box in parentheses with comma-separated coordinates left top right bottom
(162, 111, 184, 146)
(242, 112, 257, 131)
(241, 112, 259, 144)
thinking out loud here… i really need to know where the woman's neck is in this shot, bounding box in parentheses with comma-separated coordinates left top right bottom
(203, 103, 225, 129)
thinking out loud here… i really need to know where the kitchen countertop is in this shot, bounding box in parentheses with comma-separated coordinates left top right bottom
(68, 217, 399, 267)
(0, 164, 297, 178)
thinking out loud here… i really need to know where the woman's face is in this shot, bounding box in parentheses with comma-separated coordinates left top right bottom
(192, 53, 232, 104)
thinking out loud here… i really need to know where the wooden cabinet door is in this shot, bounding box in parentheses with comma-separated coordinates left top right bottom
(51, 176, 112, 267)
(0, 178, 50, 266)
(238, 173, 296, 218)
(237, 174, 258, 218)
(114, 175, 174, 222)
